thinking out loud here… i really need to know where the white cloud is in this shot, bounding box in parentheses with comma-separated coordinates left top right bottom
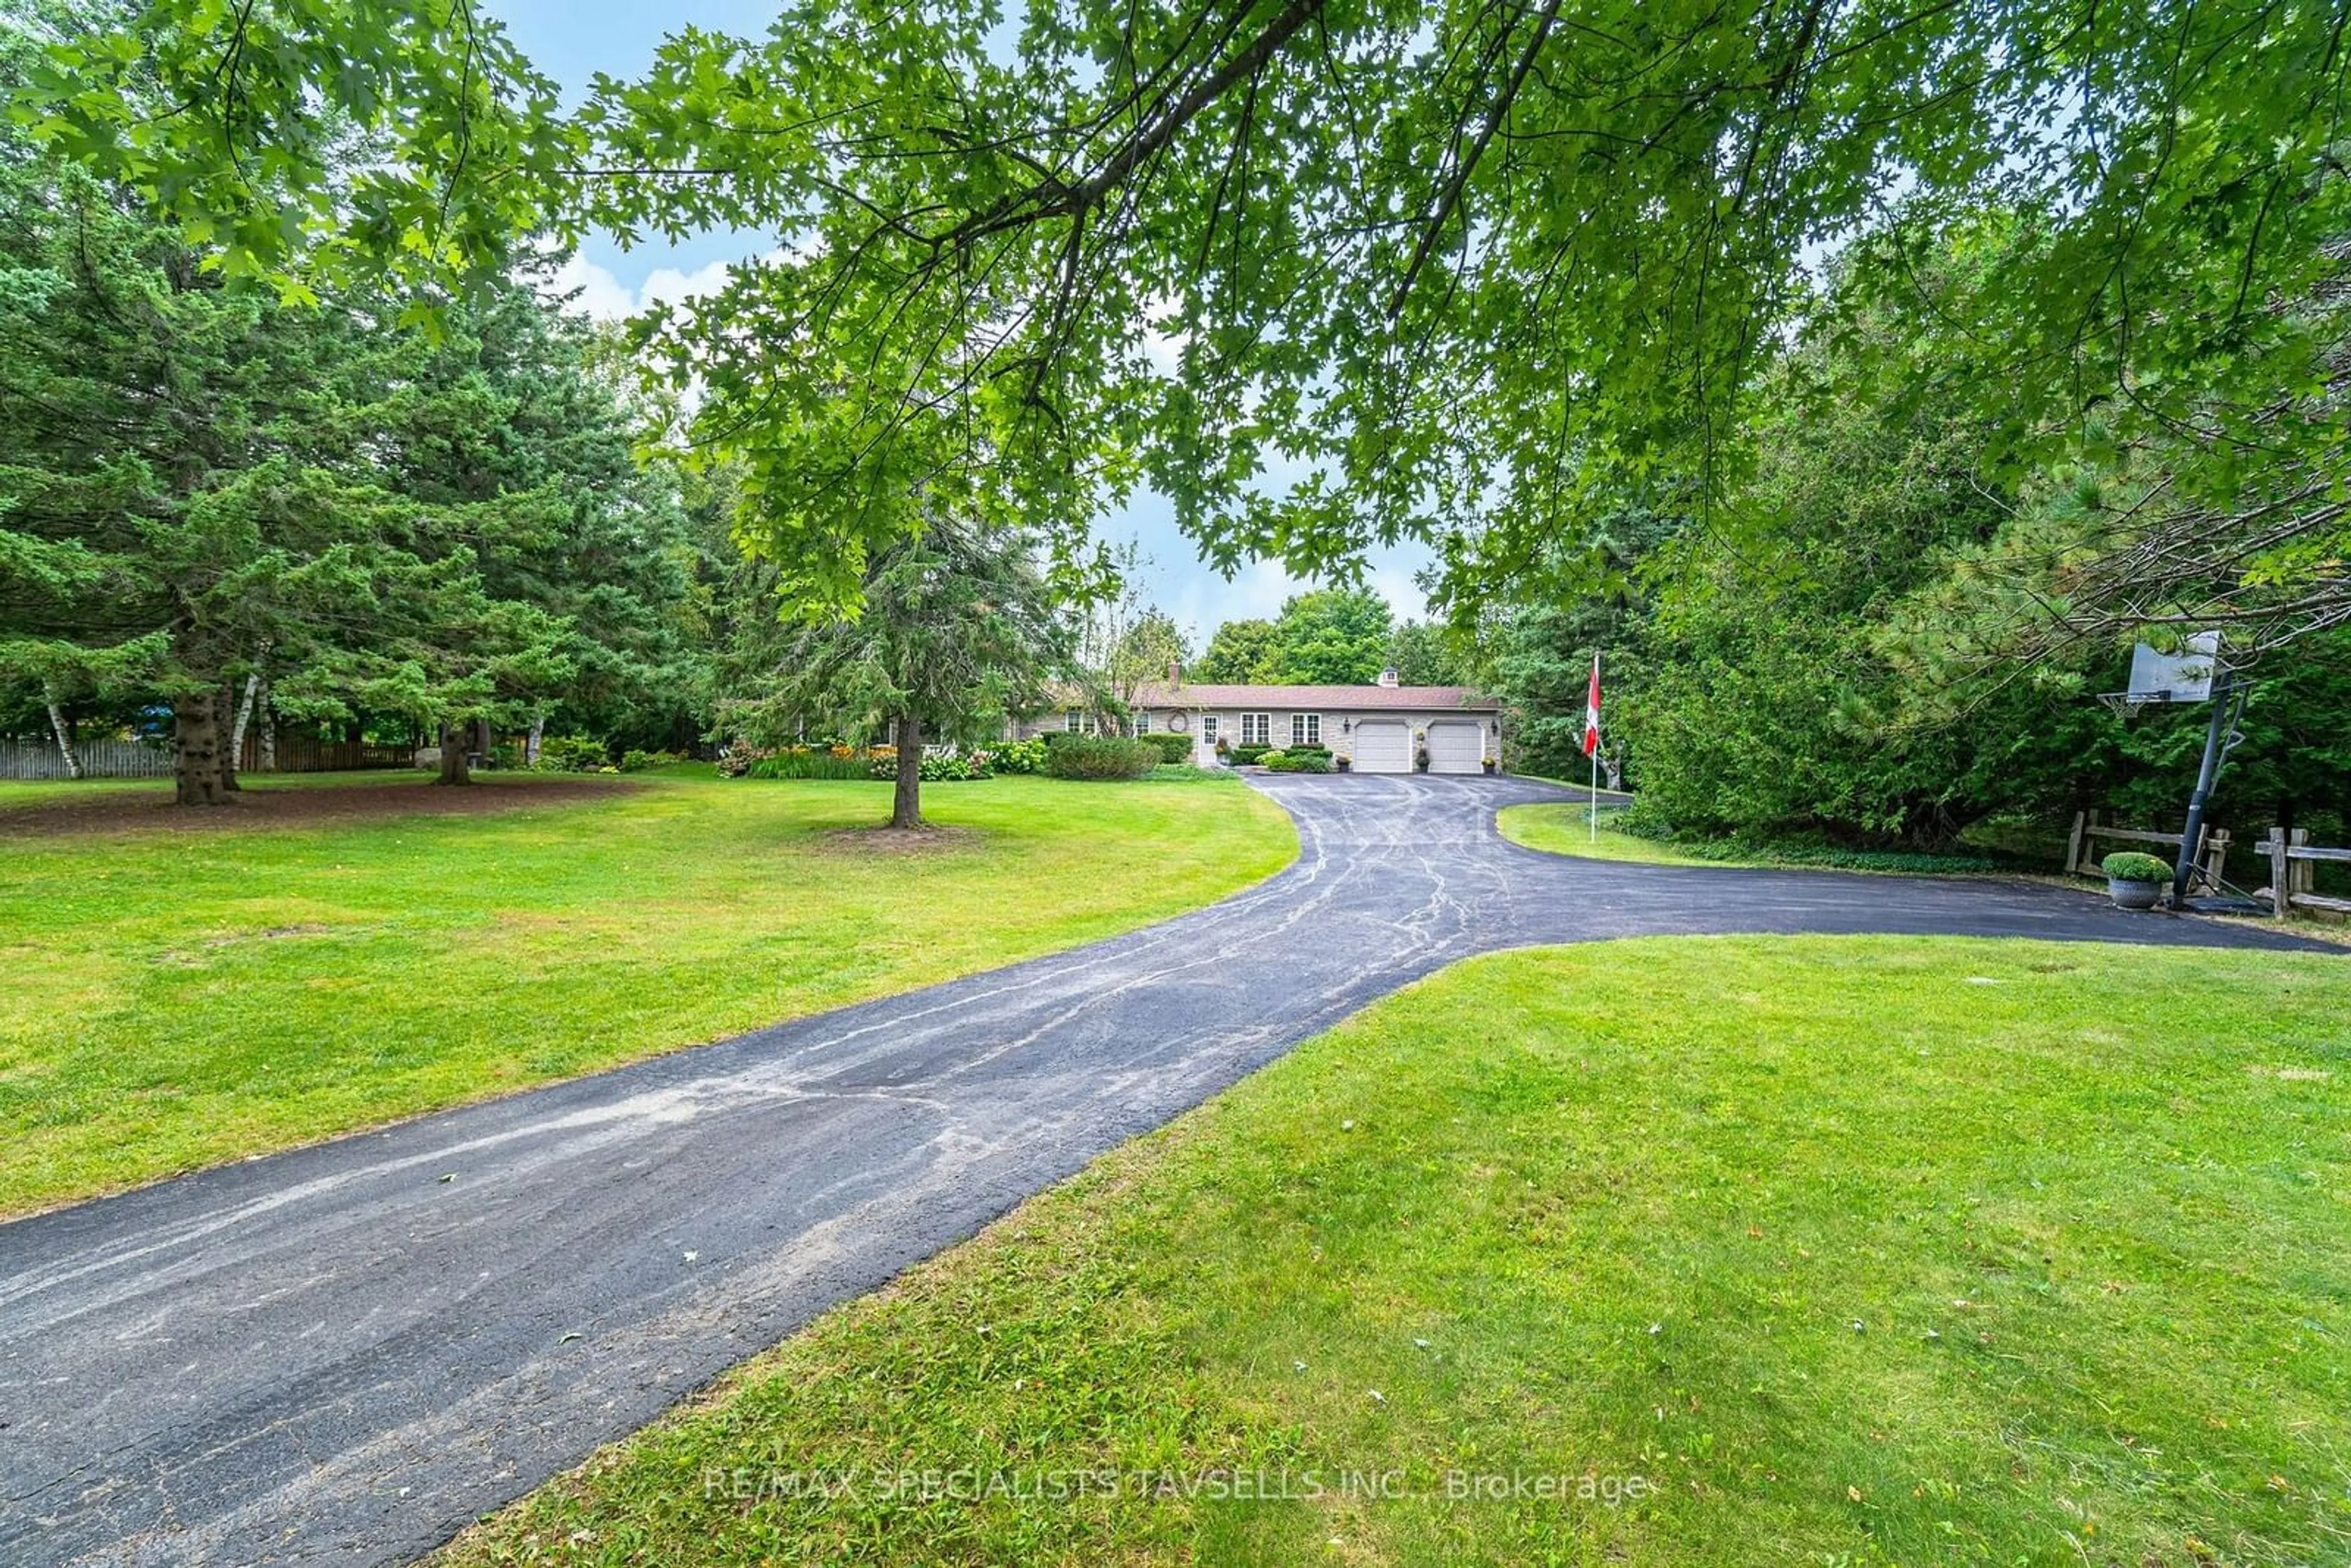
(543, 252, 762, 323)
(545, 253, 640, 321)
(1369, 560, 1433, 623)
(1166, 558, 1293, 640)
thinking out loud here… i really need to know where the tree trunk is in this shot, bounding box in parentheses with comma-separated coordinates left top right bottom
(891, 712, 923, 829)
(258, 685, 276, 771)
(230, 674, 260, 767)
(43, 692, 80, 780)
(219, 682, 241, 791)
(526, 714, 545, 766)
(437, 720, 472, 786)
(173, 687, 233, 805)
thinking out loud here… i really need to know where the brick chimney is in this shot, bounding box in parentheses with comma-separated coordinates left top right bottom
(1168, 659, 1182, 684)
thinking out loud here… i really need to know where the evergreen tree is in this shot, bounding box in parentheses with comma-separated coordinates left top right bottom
(0, 152, 435, 801)
(355, 278, 710, 778)
(0, 79, 706, 798)
(718, 517, 1071, 829)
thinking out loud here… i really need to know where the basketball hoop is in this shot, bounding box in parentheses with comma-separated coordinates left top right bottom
(2088, 632, 2243, 910)
(2095, 691, 2151, 719)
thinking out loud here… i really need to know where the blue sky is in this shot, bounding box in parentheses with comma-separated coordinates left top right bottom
(490, 0, 1436, 646)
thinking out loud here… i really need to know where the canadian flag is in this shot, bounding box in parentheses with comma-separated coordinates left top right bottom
(1581, 653, 1602, 757)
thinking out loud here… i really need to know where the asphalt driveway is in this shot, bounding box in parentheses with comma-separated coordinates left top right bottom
(0, 775, 2330, 1565)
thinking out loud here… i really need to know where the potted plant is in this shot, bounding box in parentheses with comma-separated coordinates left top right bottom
(1480, 754, 1497, 775)
(1335, 753, 1352, 772)
(2102, 850, 2171, 910)
(1413, 729, 1430, 773)
(1213, 735, 1231, 766)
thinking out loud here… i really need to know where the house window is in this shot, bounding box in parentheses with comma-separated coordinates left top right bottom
(1241, 713, 1270, 746)
(1291, 713, 1321, 747)
(1134, 710, 1150, 733)
(1064, 710, 1084, 732)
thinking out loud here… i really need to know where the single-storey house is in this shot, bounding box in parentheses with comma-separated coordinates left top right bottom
(1014, 666, 1506, 774)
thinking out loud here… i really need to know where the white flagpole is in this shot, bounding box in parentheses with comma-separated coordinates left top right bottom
(1588, 651, 1601, 841)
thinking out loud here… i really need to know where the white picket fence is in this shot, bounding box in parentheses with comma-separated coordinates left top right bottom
(0, 737, 175, 780)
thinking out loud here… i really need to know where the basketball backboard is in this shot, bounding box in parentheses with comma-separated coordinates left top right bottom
(2123, 631, 2218, 703)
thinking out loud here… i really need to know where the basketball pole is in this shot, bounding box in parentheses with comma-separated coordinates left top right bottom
(2169, 664, 2237, 907)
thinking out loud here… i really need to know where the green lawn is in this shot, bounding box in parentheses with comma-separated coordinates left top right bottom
(0, 771, 1294, 1216)
(440, 936, 2351, 1568)
(0, 775, 162, 809)
(1497, 801, 1753, 867)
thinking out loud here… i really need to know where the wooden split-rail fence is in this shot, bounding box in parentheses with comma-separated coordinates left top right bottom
(2064, 809, 2231, 887)
(2066, 809, 2347, 921)
(2257, 828, 2351, 920)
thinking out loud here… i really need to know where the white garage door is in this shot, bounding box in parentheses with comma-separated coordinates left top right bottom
(1425, 720, 1483, 774)
(1352, 721, 1410, 773)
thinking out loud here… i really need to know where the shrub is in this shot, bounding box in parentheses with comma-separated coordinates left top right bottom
(867, 749, 990, 782)
(1229, 743, 1272, 765)
(535, 735, 609, 772)
(619, 748, 683, 773)
(979, 737, 1049, 775)
(1044, 735, 1157, 780)
(1615, 805, 2012, 874)
(1263, 749, 1332, 773)
(1139, 732, 1194, 765)
(2102, 850, 2173, 882)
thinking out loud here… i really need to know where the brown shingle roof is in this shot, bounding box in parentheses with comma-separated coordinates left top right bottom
(1132, 681, 1500, 712)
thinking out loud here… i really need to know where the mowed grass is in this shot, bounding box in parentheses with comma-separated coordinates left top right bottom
(440, 936, 2351, 1568)
(1497, 801, 1752, 867)
(0, 771, 1295, 1215)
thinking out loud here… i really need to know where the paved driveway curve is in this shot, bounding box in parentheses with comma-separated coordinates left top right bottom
(1, 776, 2330, 1565)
